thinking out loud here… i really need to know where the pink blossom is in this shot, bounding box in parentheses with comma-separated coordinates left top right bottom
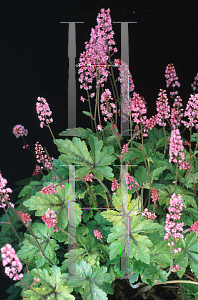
(94, 229, 103, 240)
(1, 244, 23, 280)
(36, 97, 53, 128)
(18, 211, 32, 224)
(111, 178, 119, 194)
(155, 89, 170, 126)
(100, 89, 117, 122)
(119, 143, 129, 160)
(78, 8, 116, 94)
(141, 208, 157, 220)
(165, 63, 180, 97)
(169, 129, 185, 163)
(170, 96, 184, 129)
(0, 171, 13, 209)
(83, 173, 94, 182)
(41, 208, 58, 232)
(40, 183, 58, 195)
(181, 94, 198, 131)
(164, 194, 184, 246)
(191, 72, 198, 93)
(172, 264, 181, 272)
(123, 173, 139, 190)
(151, 189, 159, 203)
(190, 221, 198, 234)
(97, 125, 103, 131)
(13, 125, 28, 138)
(35, 142, 54, 171)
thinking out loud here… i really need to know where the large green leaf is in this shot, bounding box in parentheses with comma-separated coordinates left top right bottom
(23, 265, 75, 299)
(23, 184, 81, 229)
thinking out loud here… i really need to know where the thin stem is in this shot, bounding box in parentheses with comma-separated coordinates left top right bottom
(2, 205, 22, 243)
(21, 278, 45, 299)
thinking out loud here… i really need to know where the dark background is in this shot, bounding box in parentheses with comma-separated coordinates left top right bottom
(0, 0, 198, 298)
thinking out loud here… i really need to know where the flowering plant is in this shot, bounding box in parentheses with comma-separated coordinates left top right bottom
(1, 8, 198, 300)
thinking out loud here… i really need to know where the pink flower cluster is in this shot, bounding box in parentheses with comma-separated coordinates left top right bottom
(170, 96, 183, 129)
(111, 178, 119, 195)
(165, 63, 180, 97)
(164, 193, 184, 248)
(94, 229, 103, 240)
(0, 171, 13, 209)
(35, 142, 54, 171)
(191, 72, 198, 92)
(141, 208, 156, 220)
(190, 221, 198, 234)
(155, 89, 170, 127)
(1, 244, 23, 280)
(83, 173, 94, 182)
(151, 189, 159, 203)
(41, 183, 65, 195)
(41, 208, 58, 232)
(169, 129, 185, 163)
(181, 93, 198, 130)
(100, 89, 117, 122)
(119, 143, 129, 160)
(78, 8, 117, 92)
(13, 125, 28, 138)
(123, 173, 139, 190)
(18, 211, 32, 224)
(172, 264, 181, 272)
(36, 97, 53, 128)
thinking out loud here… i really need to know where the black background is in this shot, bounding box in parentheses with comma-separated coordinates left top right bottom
(0, 0, 198, 298)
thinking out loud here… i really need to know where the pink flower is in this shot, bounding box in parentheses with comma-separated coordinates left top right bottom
(119, 143, 129, 160)
(94, 229, 103, 240)
(151, 189, 159, 203)
(100, 89, 117, 122)
(18, 211, 32, 224)
(155, 89, 170, 127)
(165, 63, 180, 97)
(111, 178, 119, 194)
(141, 208, 157, 220)
(40, 183, 58, 195)
(35, 142, 54, 171)
(169, 129, 185, 163)
(36, 97, 53, 128)
(0, 171, 13, 209)
(78, 8, 116, 94)
(181, 94, 198, 131)
(32, 165, 42, 176)
(13, 125, 28, 138)
(41, 208, 58, 232)
(190, 221, 198, 233)
(97, 125, 103, 131)
(191, 72, 198, 93)
(83, 173, 94, 182)
(1, 244, 23, 280)
(170, 96, 184, 130)
(172, 264, 180, 272)
(123, 173, 139, 190)
(164, 194, 184, 246)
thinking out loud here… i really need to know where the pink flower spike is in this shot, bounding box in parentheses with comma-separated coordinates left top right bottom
(36, 97, 53, 128)
(1, 244, 23, 280)
(13, 125, 28, 138)
(94, 229, 103, 240)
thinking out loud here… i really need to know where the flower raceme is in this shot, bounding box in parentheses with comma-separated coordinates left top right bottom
(36, 96, 53, 128)
(41, 208, 58, 232)
(1, 244, 23, 280)
(164, 193, 184, 249)
(0, 171, 13, 209)
(165, 63, 180, 97)
(35, 141, 54, 171)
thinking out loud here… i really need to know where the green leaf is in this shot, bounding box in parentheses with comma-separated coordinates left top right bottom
(17, 222, 59, 267)
(23, 265, 75, 299)
(59, 127, 92, 139)
(151, 166, 168, 181)
(66, 260, 113, 299)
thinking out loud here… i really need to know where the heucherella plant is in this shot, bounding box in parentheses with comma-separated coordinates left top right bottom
(1, 8, 198, 300)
